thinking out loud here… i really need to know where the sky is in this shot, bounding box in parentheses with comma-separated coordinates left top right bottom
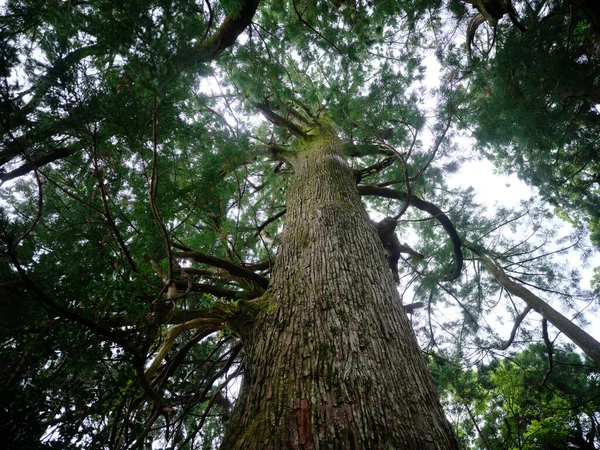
(417, 49, 600, 342)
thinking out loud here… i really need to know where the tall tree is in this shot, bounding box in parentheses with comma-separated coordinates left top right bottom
(0, 1, 463, 448)
(1, 0, 597, 448)
(219, 119, 457, 448)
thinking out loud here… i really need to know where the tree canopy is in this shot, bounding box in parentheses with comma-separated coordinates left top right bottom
(432, 343, 600, 449)
(1, 0, 599, 448)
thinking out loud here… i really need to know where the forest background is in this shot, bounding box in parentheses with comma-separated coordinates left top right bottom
(1, 0, 600, 449)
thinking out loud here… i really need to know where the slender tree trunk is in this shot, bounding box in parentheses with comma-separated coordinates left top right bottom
(220, 125, 459, 449)
(474, 251, 600, 368)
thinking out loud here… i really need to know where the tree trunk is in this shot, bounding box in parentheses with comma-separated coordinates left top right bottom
(220, 125, 459, 449)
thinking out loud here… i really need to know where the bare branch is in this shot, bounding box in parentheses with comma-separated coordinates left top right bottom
(483, 305, 532, 351)
(172, 244, 269, 290)
(254, 208, 286, 237)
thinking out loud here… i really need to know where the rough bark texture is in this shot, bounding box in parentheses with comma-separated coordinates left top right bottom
(220, 125, 459, 449)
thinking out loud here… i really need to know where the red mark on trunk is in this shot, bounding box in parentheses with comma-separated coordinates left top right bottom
(298, 397, 311, 446)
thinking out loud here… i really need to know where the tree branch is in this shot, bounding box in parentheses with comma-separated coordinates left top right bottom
(254, 143, 295, 162)
(254, 103, 308, 138)
(173, 0, 262, 70)
(539, 318, 554, 387)
(172, 244, 269, 290)
(91, 134, 138, 273)
(483, 305, 532, 351)
(354, 156, 396, 183)
(0, 146, 77, 184)
(173, 279, 261, 300)
(467, 245, 600, 368)
(254, 208, 286, 237)
(358, 185, 464, 281)
(147, 301, 255, 377)
(291, 0, 344, 55)
(164, 300, 258, 325)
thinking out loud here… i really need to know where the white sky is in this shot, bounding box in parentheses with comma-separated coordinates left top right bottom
(446, 159, 600, 341)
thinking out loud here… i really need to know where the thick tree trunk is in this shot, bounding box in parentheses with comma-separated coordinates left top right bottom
(220, 125, 459, 449)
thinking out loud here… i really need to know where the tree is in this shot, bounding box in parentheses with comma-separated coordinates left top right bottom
(440, 0, 600, 247)
(1, 0, 598, 448)
(431, 344, 600, 449)
(219, 120, 457, 448)
(0, 1, 464, 448)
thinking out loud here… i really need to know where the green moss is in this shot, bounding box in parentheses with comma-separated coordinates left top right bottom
(233, 412, 271, 445)
(257, 290, 279, 315)
(223, 299, 263, 337)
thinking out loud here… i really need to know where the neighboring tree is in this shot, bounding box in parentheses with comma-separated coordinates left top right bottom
(461, 241, 600, 367)
(441, 0, 600, 246)
(431, 344, 600, 450)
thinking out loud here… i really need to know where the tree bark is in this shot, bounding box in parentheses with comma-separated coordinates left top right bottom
(220, 125, 459, 449)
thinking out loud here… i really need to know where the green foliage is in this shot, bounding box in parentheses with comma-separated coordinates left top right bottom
(1, 0, 599, 447)
(431, 344, 600, 450)
(443, 0, 600, 246)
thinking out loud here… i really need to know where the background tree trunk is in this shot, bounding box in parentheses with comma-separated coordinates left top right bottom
(220, 126, 459, 449)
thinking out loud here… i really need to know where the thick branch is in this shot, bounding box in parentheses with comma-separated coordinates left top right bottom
(254, 103, 308, 138)
(145, 318, 221, 377)
(181, 267, 253, 284)
(254, 144, 295, 162)
(242, 259, 272, 271)
(354, 156, 396, 183)
(173, 0, 262, 70)
(358, 185, 463, 280)
(341, 142, 390, 157)
(165, 301, 257, 325)
(174, 279, 261, 300)
(0, 147, 76, 183)
(471, 248, 600, 368)
(150, 329, 213, 390)
(147, 301, 257, 377)
(172, 247, 269, 290)
(403, 302, 425, 314)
